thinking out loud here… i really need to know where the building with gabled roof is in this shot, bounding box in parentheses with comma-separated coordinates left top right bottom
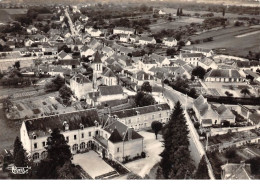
(101, 67, 117, 86)
(205, 69, 243, 82)
(163, 37, 177, 47)
(110, 103, 171, 131)
(131, 70, 155, 90)
(179, 52, 203, 66)
(221, 162, 252, 180)
(97, 85, 127, 103)
(70, 73, 93, 100)
(138, 36, 156, 45)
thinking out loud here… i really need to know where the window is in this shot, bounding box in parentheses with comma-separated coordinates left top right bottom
(33, 153, 39, 160)
(80, 142, 85, 149)
(89, 132, 91, 137)
(81, 133, 84, 138)
(128, 119, 131, 124)
(72, 144, 78, 151)
(74, 135, 77, 140)
(42, 141, 46, 147)
(34, 143, 37, 149)
(117, 147, 120, 152)
(159, 113, 162, 118)
(152, 115, 155, 119)
(66, 136, 69, 142)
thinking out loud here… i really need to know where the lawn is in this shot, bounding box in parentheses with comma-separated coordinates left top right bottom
(72, 151, 116, 179)
(124, 131, 163, 177)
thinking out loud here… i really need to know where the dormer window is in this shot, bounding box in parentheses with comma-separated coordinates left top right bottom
(94, 120, 99, 127)
(32, 132, 37, 140)
(80, 123, 84, 130)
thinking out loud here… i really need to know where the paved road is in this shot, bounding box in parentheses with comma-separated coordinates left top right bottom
(161, 84, 201, 166)
(64, 9, 79, 36)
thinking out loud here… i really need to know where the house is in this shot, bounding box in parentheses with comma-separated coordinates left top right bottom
(27, 25, 38, 34)
(232, 61, 260, 72)
(198, 57, 218, 70)
(179, 52, 203, 66)
(131, 71, 155, 89)
(60, 15, 64, 22)
(28, 47, 44, 57)
(70, 73, 93, 100)
(58, 50, 73, 60)
(221, 162, 252, 180)
(24, 38, 34, 47)
(212, 104, 236, 124)
(158, 10, 166, 15)
(63, 30, 71, 38)
(119, 34, 129, 43)
(113, 27, 135, 35)
(139, 55, 158, 73)
(204, 69, 243, 82)
(97, 85, 126, 103)
(193, 95, 220, 127)
(80, 15, 89, 22)
(6, 41, 15, 48)
(58, 59, 80, 69)
(129, 35, 138, 43)
(89, 29, 102, 37)
(163, 37, 177, 47)
(95, 117, 144, 162)
(80, 45, 95, 58)
(150, 53, 171, 67)
(182, 47, 214, 57)
(110, 103, 171, 131)
(173, 64, 193, 79)
(101, 67, 118, 86)
(139, 37, 156, 45)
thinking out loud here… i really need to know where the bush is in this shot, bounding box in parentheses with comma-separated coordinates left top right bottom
(225, 148, 237, 159)
(141, 152, 146, 158)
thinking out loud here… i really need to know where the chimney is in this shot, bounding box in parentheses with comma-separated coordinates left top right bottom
(128, 127, 133, 141)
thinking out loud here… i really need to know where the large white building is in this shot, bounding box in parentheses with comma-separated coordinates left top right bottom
(70, 73, 93, 100)
(20, 109, 144, 162)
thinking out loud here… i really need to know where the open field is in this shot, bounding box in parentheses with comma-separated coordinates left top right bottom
(188, 26, 260, 56)
(0, 9, 28, 23)
(161, 7, 260, 19)
(150, 17, 204, 32)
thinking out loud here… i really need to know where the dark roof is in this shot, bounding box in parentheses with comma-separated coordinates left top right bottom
(111, 103, 170, 118)
(99, 85, 123, 96)
(92, 51, 102, 64)
(205, 69, 242, 79)
(102, 68, 116, 77)
(181, 53, 203, 58)
(24, 109, 100, 139)
(235, 61, 260, 68)
(104, 119, 143, 143)
(249, 112, 260, 124)
(58, 59, 80, 66)
(71, 73, 91, 84)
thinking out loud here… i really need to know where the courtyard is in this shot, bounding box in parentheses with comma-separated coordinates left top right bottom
(124, 131, 164, 177)
(72, 151, 117, 179)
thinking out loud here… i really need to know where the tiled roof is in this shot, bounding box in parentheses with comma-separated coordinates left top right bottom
(135, 71, 154, 80)
(58, 59, 80, 66)
(181, 53, 203, 58)
(249, 112, 260, 124)
(205, 69, 242, 79)
(111, 103, 170, 118)
(71, 73, 91, 84)
(99, 85, 123, 96)
(102, 68, 116, 77)
(92, 51, 102, 64)
(221, 163, 252, 180)
(244, 70, 260, 79)
(24, 109, 100, 139)
(139, 36, 154, 42)
(235, 61, 260, 68)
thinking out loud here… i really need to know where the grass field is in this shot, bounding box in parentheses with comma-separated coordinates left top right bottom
(150, 17, 204, 32)
(188, 26, 260, 56)
(0, 9, 28, 23)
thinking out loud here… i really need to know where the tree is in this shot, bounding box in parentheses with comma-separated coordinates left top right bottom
(246, 157, 260, 175)
(195, 155, 210, 179)
(180, 8, 183, 16)
(151, 121, 163, 140)
(192, 66, 206, 79)
(189, 88, 197, 97)
(141, 81, 152, 93)
(222, 8, 226, 17)
(240, 88, 250, 97)
(13, 61, 20, 70)
(44, 75, 65, 92)
(134, 91, 155, 107)
(35, 128, 72, 179)
(166, 48, 176, 57)
(177, 8, 180, 17)
(13, 136, 22, 160)
(59, 85, 72, 100)
(159, 101, 194, 179)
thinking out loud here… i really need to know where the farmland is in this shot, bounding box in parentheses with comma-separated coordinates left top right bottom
(149, 17, 204, 32)
(0, 9, 28, 23)
(188, 26, 260, 56)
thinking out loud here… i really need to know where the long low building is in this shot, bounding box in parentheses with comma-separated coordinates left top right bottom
(20, 108, 144, 162)
(109, 103, 171, 131)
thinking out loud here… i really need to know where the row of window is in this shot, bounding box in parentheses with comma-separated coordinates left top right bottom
(127, 112, 168, 124)
(33, 132, 92, 149)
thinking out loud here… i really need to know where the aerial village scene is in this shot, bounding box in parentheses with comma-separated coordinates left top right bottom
(0, 0, 259, 180)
